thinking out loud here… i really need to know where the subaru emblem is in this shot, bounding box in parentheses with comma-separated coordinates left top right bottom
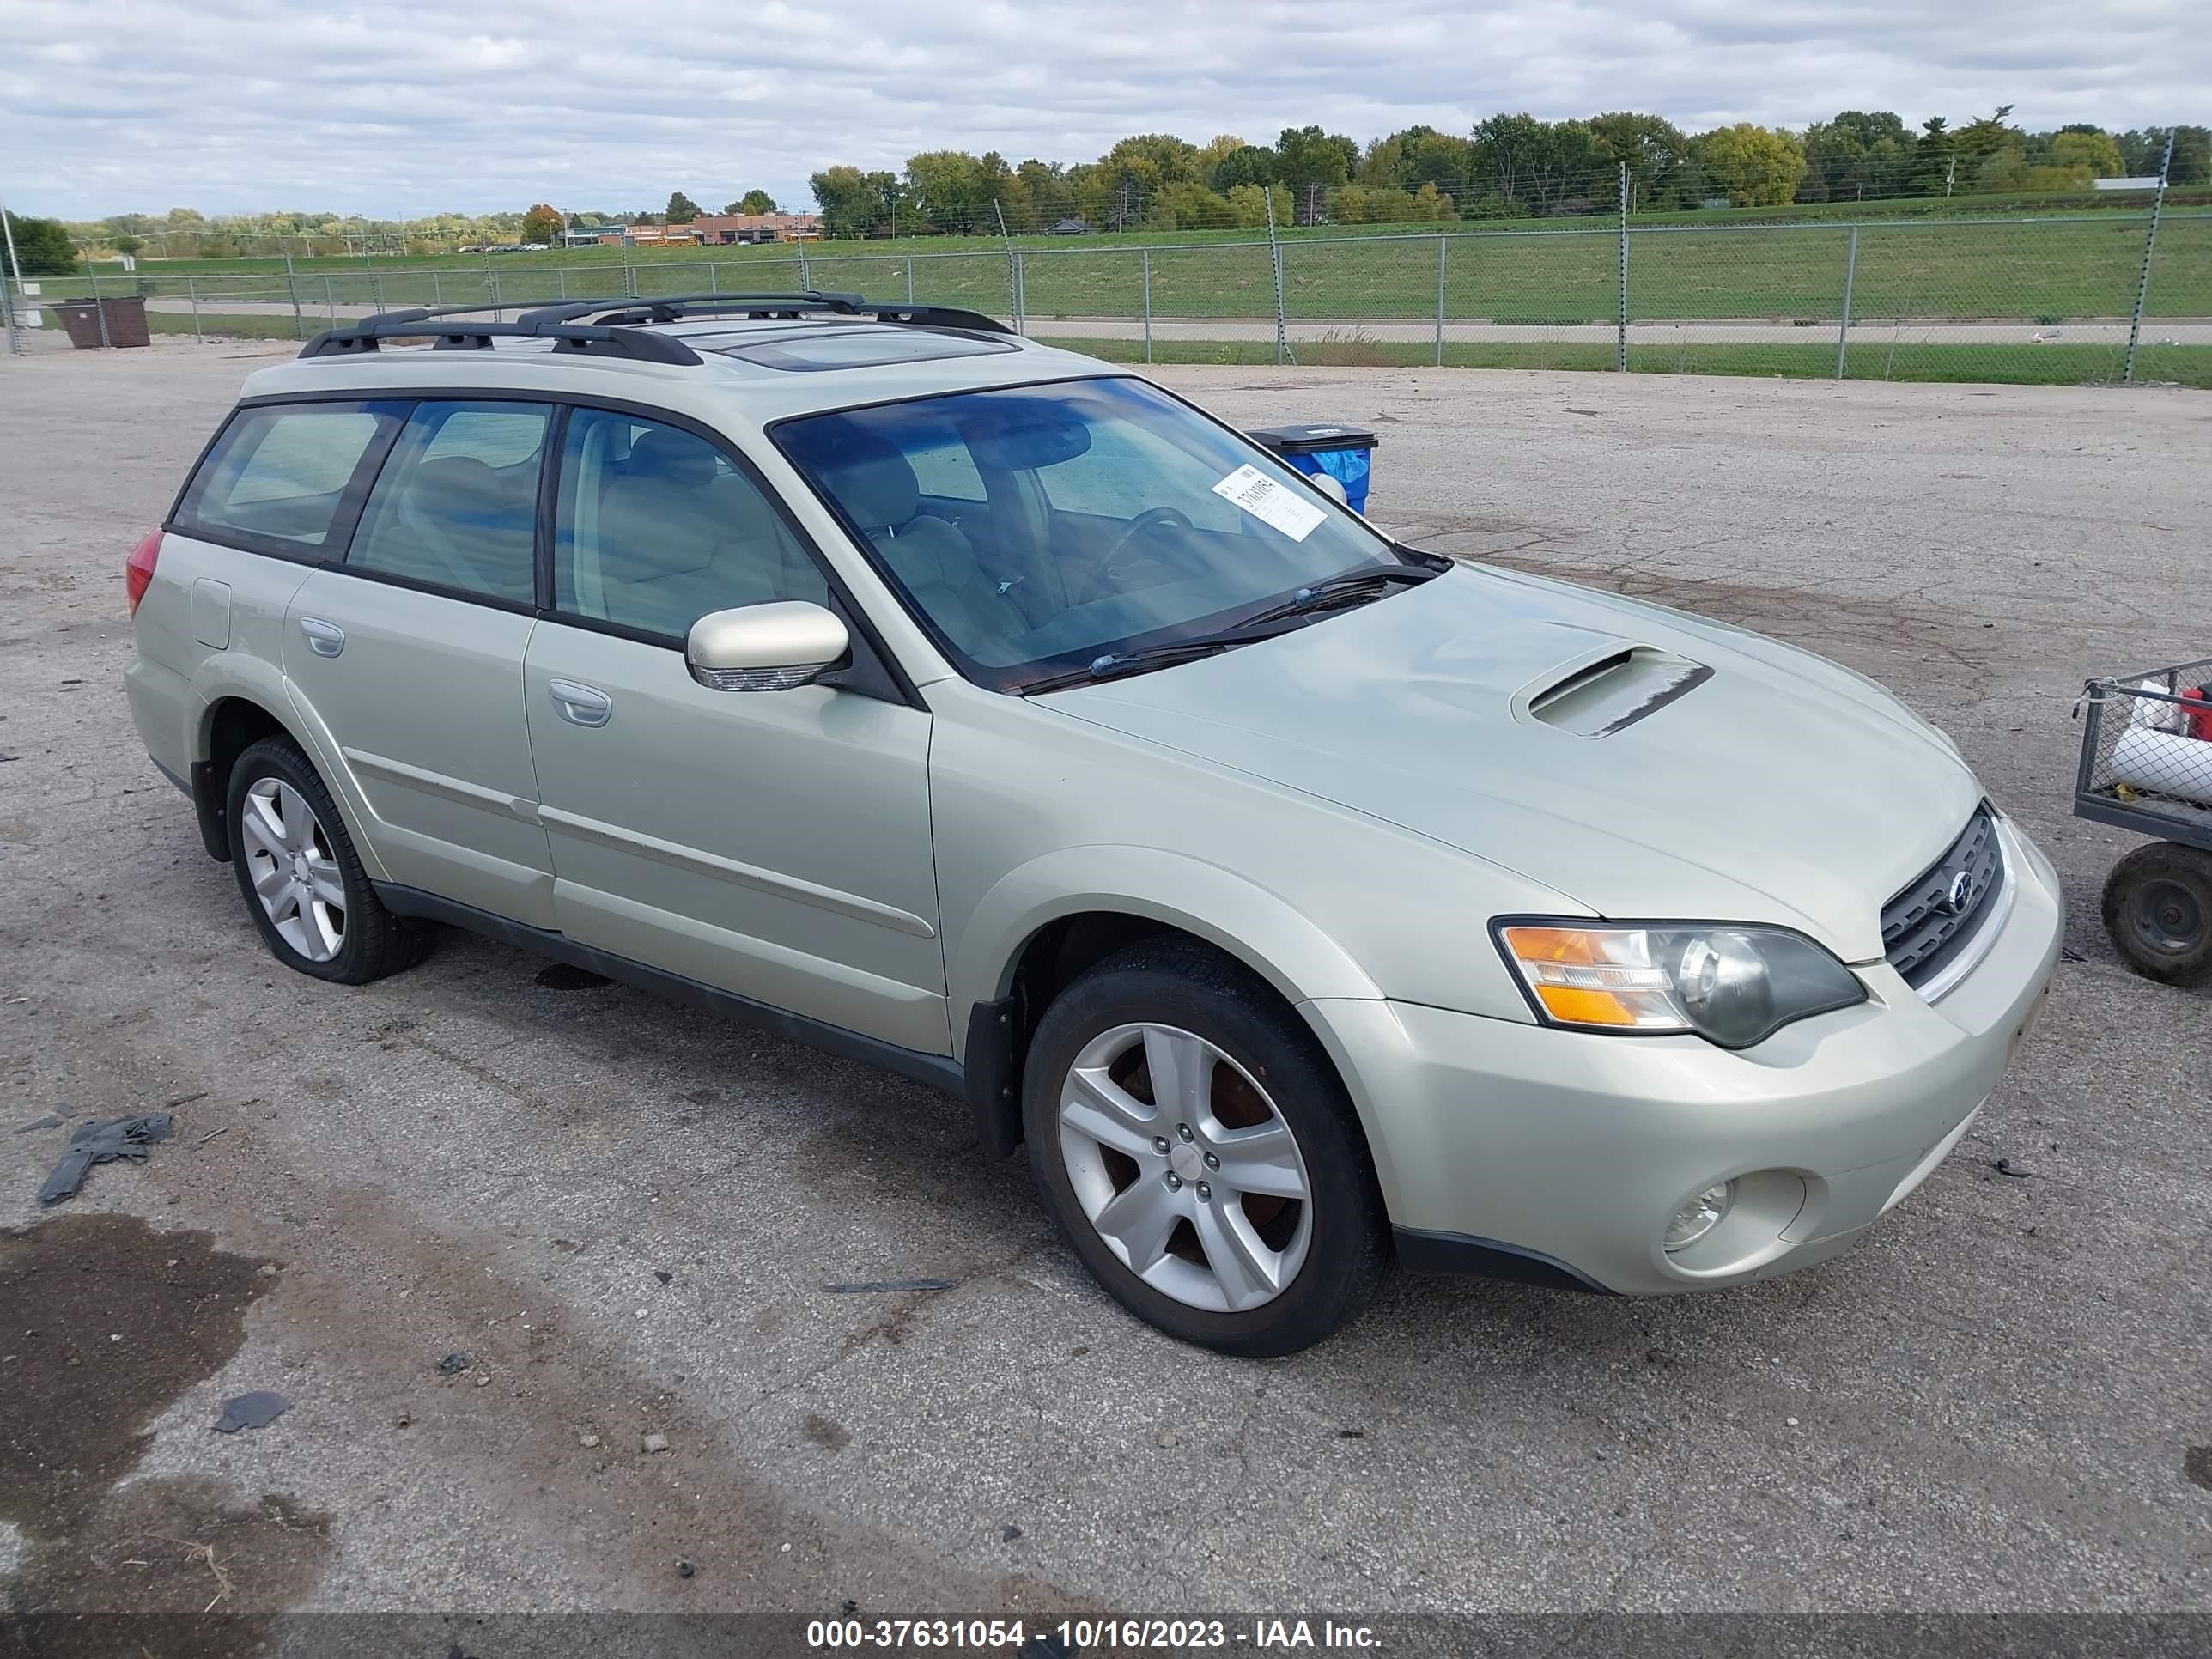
(1944, 870, 1975, 915)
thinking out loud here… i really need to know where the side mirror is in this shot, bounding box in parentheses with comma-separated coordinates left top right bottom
(686, 601, 849, 691)
(1307, 471, 1348, 506)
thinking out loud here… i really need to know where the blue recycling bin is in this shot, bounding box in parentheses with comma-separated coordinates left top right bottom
(1247, 422, 1378, 515)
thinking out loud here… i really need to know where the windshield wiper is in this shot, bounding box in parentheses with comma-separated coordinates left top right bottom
(1017, 623, 1304, 695)
(1236, 563, 1442, 629)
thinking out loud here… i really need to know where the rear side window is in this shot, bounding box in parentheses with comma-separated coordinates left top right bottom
(344, 401, 552, 605)
(173, 401, 406, 554)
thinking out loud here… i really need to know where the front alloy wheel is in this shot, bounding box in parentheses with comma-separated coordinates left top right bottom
(1023, 937, 1389, 1357)
(1059, 1022, 1314, 1314)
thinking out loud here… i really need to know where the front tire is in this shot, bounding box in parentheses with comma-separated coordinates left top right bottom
(2102, 842, 2212, 986)
(225, 735, 420, 985)
(1022, 937, 1389, 1357)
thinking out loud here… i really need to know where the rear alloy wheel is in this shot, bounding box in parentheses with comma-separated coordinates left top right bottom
(1024, 938, 1389, 1356)
(225, 735, 422, 985)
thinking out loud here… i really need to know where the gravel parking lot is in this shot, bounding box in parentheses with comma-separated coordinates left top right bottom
(3, 342, 2208, 1640)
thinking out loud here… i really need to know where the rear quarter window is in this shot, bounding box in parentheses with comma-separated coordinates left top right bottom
(173, 401, 409, 556)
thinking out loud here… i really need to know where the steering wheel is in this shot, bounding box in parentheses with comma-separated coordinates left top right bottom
(1082, 507, 1194, 601)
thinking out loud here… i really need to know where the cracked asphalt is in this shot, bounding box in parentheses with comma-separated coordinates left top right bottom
(3, 343, 2209, 1628)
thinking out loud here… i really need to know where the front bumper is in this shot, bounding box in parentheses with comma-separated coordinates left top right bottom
(1309, 817, 2063, 1296)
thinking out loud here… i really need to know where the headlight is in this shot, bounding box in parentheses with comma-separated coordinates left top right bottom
(1492, 920, 1866, 1048)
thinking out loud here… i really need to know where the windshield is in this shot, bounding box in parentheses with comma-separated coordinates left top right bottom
(774, 376, 1405, 690)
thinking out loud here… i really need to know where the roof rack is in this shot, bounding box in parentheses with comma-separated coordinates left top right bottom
(299, 317, 702, 365)
(295, 290, 1015, 365)
(514, 290, 1015, 336)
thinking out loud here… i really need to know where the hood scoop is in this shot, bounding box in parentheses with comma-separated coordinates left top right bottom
(1522, 644, 1713, 738)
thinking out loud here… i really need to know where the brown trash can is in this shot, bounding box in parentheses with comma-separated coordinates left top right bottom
(52, 296, 152, 349)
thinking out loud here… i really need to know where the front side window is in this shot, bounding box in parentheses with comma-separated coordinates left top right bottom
(346, 401, 550, 604)
(775, 376, 1401, 687)
(174, 401, 407, 552)
(551, 409, 828, 639)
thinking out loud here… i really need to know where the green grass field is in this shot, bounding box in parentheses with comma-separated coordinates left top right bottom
(55, 211, 2212, 335)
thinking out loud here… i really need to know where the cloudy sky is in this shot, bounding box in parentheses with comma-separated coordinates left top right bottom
(3, 0, 2206, 219)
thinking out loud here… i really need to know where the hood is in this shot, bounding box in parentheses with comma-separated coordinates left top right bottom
(1048, 565, 1981, 962)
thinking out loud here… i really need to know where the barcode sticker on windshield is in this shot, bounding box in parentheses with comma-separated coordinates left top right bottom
(1211, 465, 1326, 543)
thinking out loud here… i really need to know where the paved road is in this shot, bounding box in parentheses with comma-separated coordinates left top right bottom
(3, 343, 2208, 1634)
(115, 296, 2212, 349)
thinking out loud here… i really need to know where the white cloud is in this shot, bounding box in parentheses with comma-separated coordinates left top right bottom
(0, 0, 2203, 217)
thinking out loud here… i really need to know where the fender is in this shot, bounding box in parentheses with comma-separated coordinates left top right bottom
(949, 843, 1397, 1172)
(949, 843, 1388, 1031)
(189, 653, 391, 884)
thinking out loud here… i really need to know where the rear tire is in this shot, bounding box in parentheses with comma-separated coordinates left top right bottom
(1022, 937, 1389, 1357)
(225, 735, 422, 985)
(2102, 842, 2212, 986)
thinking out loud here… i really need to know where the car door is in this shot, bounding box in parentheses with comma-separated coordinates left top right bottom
(521, 405, 946, 1055)
(283, 398, 558, 927)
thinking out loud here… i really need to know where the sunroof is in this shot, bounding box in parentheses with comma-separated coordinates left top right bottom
(700, 326, 1018, 372)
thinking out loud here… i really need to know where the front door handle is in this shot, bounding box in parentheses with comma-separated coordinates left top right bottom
(298, 617, 345, 658)
(548, 678, 612, 728)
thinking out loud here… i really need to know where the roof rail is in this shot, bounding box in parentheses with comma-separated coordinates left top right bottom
(516, 291, 1015, 336)
(298, 318, 702, 365)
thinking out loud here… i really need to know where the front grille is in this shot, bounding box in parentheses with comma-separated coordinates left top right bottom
(1881, 805, 2006, 987)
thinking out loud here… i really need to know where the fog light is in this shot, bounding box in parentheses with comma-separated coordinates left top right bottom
(1664, 1181, 1736, 1252)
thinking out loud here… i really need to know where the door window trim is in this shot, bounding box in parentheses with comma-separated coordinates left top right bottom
(218, 385, 927, 709)
(166, 398, 409, 567)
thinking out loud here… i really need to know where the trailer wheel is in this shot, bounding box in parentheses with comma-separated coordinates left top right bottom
(2101, 842, 2212, 987)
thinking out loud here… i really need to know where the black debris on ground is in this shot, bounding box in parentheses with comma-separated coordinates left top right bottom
(434, 1352, 471, 1376)
(213, 1391, 292, 1434)
(533, 963, 611, 991)
(820, 1279, 957, 1294)
(36, 1114, 173, 1205)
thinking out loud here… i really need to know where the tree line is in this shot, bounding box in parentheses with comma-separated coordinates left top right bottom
(15, 111, 2209, 266)
(806, 113, 2211, 237)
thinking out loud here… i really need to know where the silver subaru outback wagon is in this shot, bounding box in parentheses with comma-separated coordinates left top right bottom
(125, 294, 2062, 1355)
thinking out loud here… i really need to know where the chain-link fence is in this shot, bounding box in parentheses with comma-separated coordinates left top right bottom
(9, 209, 2208, 387)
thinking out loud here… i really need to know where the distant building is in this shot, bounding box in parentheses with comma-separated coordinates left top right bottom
(2094, 177, 2163, 191)
(561, 223, 624, 247)
(1048, 218, 1093, 235)
(624, 222, 702, 246)
(685, 212, 823, 245)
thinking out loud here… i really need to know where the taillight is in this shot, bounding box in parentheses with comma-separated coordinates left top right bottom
(125, 529, 162, 615)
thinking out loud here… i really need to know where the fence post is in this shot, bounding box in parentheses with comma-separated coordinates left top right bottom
(1265, 188, 1291, 366)
(708, 261, 719, 295)
(1435, 234, 1448, 366)
(323, 275, 335, 322)
(2124, 131, 2175, 386)
(558, 267, 568, 300)
(91, 266, 111, 348)
(906, 256, 915, 304)
(1836, 226, 1858, 380)
(1615, 163, 1628, 373)
(430, 270, 441, 307)
(187, 275, 201, 343)
(1141, 247, 1152, 364)
(284, 254, 304, 340)
(0, 204, 20, 358)
(994, 203, 1018, 330)
(488, 266, 500, 319)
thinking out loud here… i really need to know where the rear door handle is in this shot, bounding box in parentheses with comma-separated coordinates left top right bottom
(548, 678, 612, 727)
(298, 617, 345, 658)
